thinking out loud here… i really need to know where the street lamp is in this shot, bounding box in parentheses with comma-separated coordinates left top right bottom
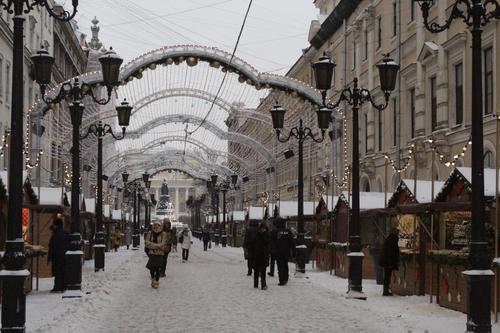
(32, 46, 123, 294)
(270, 102, 330, 275)
(0, 1, 78, 331)
(415, 1, 498, 331)
(208, 174, 237, 247)
(312, 53, 399, 297)
(80, 100, 132, 272)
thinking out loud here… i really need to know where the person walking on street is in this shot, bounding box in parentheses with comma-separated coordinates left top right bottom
(161, 219, 173, 277)
(111, 227, 122, 252)
(145, 221, 167, 289)
(243, 220, 258, 276)
(181, 227, 192, 262)
(171, 227, 178, 253)
(268, 219, 278, 277)
(48, 218, 66, 293)
(202, 227, 210, 251)
(124, 223, 132, 250)
(250, 222, 270, 290)
(271, 218, 295, 286)
(379, 228, 400, 296)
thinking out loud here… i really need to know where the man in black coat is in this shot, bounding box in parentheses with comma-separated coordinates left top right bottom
(251, 222, 270, 290)
(267, 219, 277, 277)
(379, 228, 400, 296)
(271, 218, 295, 286)
(243, 220, 258, 276)
(202, 227, 210, 251)
(48, 218, 66, 293)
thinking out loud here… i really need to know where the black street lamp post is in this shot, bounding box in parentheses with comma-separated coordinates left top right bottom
(81, 101, 132, 272)
(121, 172, 143, 248)
(0, 1, 78, 330)
(311, 53, 399, 295)
(209, 174, 237, 247)
(32, 47, 123, 295)
(415, 1, 499, 331)
(270, 105, 330, 274)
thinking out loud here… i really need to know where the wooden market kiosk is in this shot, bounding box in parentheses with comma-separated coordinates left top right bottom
(431, 167, 497, 313)
(227, 210, 246, 247)
(329, 192, 389, 280)
(386, 179, 444, 296)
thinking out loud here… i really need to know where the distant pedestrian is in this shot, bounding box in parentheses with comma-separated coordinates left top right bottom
(251, 222, 270, 290)
(111, 227, 122, 252)
(161, 219, 173, 277)
(268, 219, 278, 277)
(124, 224, 132, 250)
(271, 218, 295, 286)
(171, 227, 178, 253)
(181, 227, 192, 262)
(145, 221, 167, 289)
(379, 228, 400, 296)
(243, 220, 258, 276)
(48, 218, 66, 293)
(202, 227, 210, 251)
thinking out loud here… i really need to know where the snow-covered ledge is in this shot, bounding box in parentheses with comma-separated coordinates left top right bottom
(0, 269, 30, 277)
(347, 252, 365, 257)
(462, 270, 495, 276)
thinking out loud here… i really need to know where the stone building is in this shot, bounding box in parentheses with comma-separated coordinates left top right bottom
(237, 0, 500, 203)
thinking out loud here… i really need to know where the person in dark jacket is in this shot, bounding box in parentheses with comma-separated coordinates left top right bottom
(202, 227, 210, 251)
(271, 218, 295, 285)
(243, 220, 258, 276)
(267, 219, 277, 277)
(48, 218, 66, 293)
(251, 222, 270, 290)
(379, 228, 400, 296)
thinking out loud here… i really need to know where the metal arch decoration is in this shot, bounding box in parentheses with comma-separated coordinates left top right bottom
(29, 44, 324, 118)
(103, 136, 253, 171)
(109, 153, 235, 184)
(103, 113, 274, 163)
(83, 87, 272, 129)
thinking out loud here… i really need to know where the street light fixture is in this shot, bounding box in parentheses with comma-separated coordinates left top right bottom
(80, 100, 132, 272)
(312, 53, 399, 297)
(415, 1, 500, 331)
(270, 103, 329, 275)
(32, 46, 124, 294)
(1, 1, 78, 330)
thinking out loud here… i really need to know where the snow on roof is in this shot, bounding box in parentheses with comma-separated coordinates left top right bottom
(457, 167, 499, 197)
(232, 211, 246, 221)
(338, 191, 390, 210)
(0, 171, 29, 190)
(278, 201, 315, 217)
(322, 195, 339, 210)
(112, 210, 121, 220)
(84, 198, 95, 213)
(34, 187, 64, 205)
(66, 192, 84, 208)
(400, 179, 445, 203)
(249, 206, 264, 220)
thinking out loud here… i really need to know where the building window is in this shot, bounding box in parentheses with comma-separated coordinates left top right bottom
(392, 99, 397, 146)
(377, 16, 382, 49)
(5, 63, 10, 103)
(364, 113, 368, 153)
(484, 150, 495, 169)
(0, 57, 3, 98)
(352, 40, 357, 69)
(392, 2, 397, 37)
(364, 30, 368, 60)
(430, 77, 437, 131)
(378, 109, 383, 151)
(409, 88, 416, 138)
(484, 47, 493, 115)
(455, 63, 463, 125)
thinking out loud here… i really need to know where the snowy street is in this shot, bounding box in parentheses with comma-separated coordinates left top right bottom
(24, 240, 500, 333)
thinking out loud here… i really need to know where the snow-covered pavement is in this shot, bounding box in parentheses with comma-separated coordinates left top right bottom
(23, 240, 500, 332)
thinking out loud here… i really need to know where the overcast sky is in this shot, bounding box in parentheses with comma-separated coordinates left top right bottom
(70, 0, 318, 75)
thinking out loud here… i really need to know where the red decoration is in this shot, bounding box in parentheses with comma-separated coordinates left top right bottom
(399, 191, 409, 204)
(392, 271, 397, 284)
(453, 180, 464, 196)
(441, 274, 449, 294)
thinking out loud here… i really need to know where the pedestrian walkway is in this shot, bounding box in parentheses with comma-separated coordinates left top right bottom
(26, 240, 499, 333)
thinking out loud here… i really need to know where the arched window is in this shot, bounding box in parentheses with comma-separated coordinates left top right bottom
(484, 150, 495, 169)
(363, 180, 371, 192)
